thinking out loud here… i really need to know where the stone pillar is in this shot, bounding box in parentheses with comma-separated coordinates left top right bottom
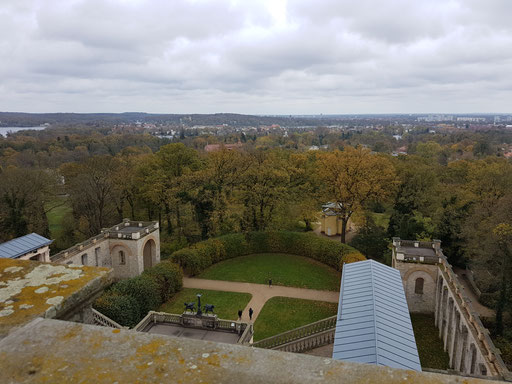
(435, 277, 443, 327)
(459, 328, 469, 373)
(440, 287, 448, 339)
(445, 299, 454, 352)
(450, 311, 460, 369)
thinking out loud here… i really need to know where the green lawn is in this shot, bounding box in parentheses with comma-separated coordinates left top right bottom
(410, 313, 450, 370)
(158, 288, 252, 321)
(45, 196, 72, 237)
(254, 297, 338, 341)
(198, 253, 341, 291)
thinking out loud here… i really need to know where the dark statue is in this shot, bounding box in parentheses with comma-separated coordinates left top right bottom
(184, 302, 195, 312)
(204, 304, 215, 314)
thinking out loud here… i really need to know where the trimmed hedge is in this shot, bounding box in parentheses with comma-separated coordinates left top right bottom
(142, 262, 183, 302)
(93, 260, 183, 327)
(93, 292, 140, 327)
(171, 231, 365, 275)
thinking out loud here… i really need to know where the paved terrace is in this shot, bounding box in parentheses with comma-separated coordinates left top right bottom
(144, 322, 241, 344)
(0, 318, 503, 384)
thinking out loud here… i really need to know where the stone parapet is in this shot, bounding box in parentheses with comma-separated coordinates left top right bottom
(438, 259, 509, 379)
(0, 258, 113, 339)
(0, 318, 505, 384)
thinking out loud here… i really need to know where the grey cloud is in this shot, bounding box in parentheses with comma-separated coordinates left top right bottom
(0, 0, 511, 114)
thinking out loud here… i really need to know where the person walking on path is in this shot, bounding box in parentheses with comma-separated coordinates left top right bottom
(249, 308, 254, 321)
(238, 309, 242, 321)
(268, 278, 272, 288)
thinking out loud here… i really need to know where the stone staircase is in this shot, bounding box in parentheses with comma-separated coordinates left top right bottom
(252, 316, 336, 354)
(91, 308, 125, 329)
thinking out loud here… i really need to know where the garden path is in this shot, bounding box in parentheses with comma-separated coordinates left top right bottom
(183, 277, 339, 323)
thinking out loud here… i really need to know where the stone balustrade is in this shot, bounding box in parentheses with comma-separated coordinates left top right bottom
(51, 233, 108, 262)
(273, 328, 335, 353)
(133, 311, 251, 343)
(252, 315, 337, 350)
(91, 308, 125, 329)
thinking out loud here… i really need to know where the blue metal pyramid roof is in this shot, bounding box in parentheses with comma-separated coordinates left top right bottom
(0, 233, 52, 259)
(332, 259, 422, 371)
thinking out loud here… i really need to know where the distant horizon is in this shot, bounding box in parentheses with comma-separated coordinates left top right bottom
(1, 111, 512, 117)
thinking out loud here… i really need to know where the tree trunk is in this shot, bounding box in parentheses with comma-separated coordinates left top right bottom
(341, 218, 348, 244)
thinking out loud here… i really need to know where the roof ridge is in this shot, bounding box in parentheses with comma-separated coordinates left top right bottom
(369, 260, 380, 365)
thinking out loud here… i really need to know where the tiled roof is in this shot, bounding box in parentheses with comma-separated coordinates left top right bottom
(332, 259, 421, 371)
(0, 233, 52, 259)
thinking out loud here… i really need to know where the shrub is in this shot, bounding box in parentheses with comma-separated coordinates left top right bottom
(142, 261, 183, 302)
(112, 274, 161, 318)
(160, 237, 188, 260)
(216, 233, 248, 258)
(171, 247, 210, 275)
(93, 292, 140, 327)
(171, 230, 365, 275)
(94, 261, 184, 327)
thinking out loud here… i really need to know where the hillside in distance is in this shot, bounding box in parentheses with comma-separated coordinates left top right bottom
(0, 111, 450, 128)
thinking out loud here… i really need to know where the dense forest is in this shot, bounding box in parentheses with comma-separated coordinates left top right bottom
(1, 122, 512, 362)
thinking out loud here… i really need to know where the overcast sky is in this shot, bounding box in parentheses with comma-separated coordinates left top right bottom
(1, 0, 511, 114)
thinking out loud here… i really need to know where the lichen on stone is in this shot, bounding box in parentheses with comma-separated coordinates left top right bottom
(46, 296, 64, 306)
(0, 264, 83, 303)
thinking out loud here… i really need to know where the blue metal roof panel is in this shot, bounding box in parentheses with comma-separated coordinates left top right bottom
(0, 233, 52, 259)
(332, 259, 422, 372)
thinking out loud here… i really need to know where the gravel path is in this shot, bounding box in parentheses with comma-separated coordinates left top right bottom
(453, 267, 495, 318)
(183, 277, 339, 323)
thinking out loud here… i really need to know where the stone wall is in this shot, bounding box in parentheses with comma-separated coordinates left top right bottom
(394, 261, 438, 313)
(4, 318, 508, 384)
(18, 245, 51, 262)
(51, 219, 160, 280)
(392, 238, 510, 380)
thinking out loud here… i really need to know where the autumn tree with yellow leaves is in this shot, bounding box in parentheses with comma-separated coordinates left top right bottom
(318, 146, 397, 243)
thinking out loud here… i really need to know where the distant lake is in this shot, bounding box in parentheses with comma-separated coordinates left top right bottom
(0, 126, 47, 137)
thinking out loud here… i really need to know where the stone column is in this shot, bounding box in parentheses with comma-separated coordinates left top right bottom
(450, 311, 460, 369)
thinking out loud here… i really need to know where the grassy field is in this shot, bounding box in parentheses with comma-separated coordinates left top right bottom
(254, 297, 338, 341)
(198, 253, 341, 291)
(410, 313, 450, 370)
(158, 288, 252, 321)
(45, 195, 72, 237)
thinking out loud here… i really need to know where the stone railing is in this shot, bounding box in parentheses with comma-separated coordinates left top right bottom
(252, 316, 337, 350)
(395, 239, 440, 249)
(105, 220, 159, 240)
(273, 328, 335, 353)
(134, 311, 157, 332)
(238, 324, 254, 345)
(133, 311, 250, 342)
(91, 308, 125, 329)
(51, 233, 108, 263)
(51, 219, 159, 263)
(439, 259, 510, 379)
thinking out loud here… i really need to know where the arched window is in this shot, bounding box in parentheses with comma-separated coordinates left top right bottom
(81, 254, 88, 265)
(414, 277, 424, 294)
(119, 250, 126, 265)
